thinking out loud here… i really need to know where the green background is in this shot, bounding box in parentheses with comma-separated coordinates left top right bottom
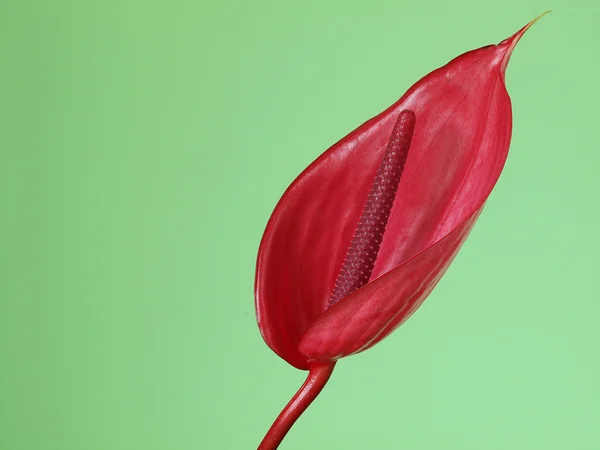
(1, 1, 597, 449)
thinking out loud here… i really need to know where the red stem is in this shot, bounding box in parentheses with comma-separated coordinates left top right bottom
(258, 361, 336, 450)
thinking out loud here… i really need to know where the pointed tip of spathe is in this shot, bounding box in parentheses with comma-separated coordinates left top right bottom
(499, 11, 550, 73)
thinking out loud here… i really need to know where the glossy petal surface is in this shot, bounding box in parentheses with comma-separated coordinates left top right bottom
(256, 22, 535, 369)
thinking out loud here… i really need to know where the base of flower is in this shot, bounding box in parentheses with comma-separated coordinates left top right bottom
(257, 360, 336, 450)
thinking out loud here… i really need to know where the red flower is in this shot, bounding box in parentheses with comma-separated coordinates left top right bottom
(255, 14, 547, 450)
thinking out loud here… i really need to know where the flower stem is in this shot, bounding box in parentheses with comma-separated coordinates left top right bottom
(258, 361, 336, 450)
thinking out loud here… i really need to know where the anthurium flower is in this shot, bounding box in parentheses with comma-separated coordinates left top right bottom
(255, 14, 547, 450)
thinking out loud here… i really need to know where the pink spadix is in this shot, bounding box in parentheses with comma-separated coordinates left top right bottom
(329, 110, 415, 307)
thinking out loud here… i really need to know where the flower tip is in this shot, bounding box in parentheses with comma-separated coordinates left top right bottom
(499, 11, 550, 73)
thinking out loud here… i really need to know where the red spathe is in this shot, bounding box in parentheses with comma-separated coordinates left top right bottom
(256, 21, 536, 370)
